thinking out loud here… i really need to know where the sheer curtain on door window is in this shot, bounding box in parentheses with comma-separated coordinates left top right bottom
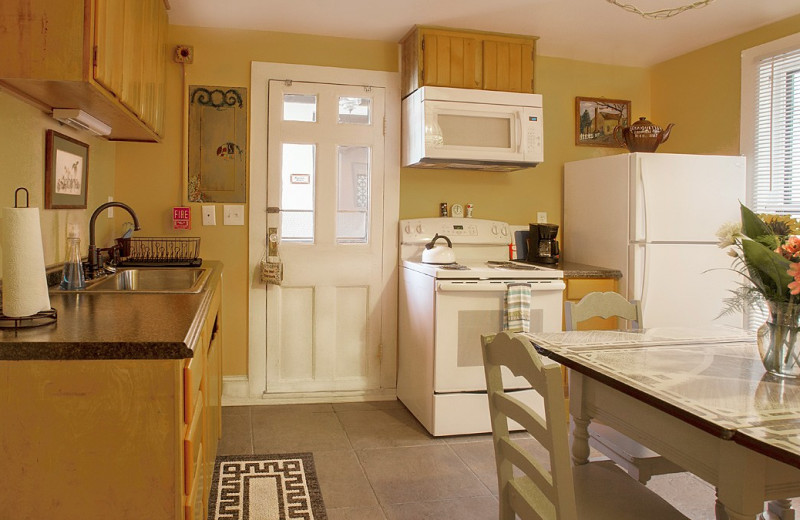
(742, 33, 800, 330)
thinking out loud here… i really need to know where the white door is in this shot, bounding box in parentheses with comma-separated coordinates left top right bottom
(629, 243, 744, 328)
(634, 154, 746, 243)
(266, 80, 386, 393)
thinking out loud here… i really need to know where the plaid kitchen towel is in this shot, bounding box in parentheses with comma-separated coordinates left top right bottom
(503, 283, 531, 333)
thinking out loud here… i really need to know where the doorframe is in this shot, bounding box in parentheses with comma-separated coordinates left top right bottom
(238, 61, 400, 403)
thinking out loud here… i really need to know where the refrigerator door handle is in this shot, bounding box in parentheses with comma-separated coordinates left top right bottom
(637, 154, 648, 243)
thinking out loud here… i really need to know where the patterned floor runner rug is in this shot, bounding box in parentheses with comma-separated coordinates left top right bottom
(208, 453, 327, 520)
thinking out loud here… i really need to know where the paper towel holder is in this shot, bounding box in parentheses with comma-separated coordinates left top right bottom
(0, 186, 58, 329)
(14, 187, 29, 208)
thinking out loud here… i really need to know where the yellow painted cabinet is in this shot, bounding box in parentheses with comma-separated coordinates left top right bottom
(0, 0, 167, 141)
(401, 26, 537, 98)
(564, 277, 619, 330)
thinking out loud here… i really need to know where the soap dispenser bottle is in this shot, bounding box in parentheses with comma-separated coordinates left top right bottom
(60, 224, 86, 290)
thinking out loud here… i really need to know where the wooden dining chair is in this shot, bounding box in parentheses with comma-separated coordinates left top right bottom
(564, 291, 683, 484)
(481, 331, 689, 520)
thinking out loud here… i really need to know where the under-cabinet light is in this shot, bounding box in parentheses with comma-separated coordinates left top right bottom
(52, 109, 112, 137)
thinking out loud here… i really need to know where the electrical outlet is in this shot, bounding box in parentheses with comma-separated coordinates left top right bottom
(223, 205, 244, 226)
(537, 212, 548, 223)
(202, 205, 216, 226)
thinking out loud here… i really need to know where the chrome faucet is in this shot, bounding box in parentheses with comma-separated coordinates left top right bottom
(88, 202, 141, 277)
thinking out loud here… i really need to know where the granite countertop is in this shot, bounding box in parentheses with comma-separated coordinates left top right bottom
(0, 261, 222, 361)
(524, 260, 622, 279)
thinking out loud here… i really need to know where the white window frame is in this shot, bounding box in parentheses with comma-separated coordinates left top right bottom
(741, 32, 800, 330)
(741, 32, 800, 210)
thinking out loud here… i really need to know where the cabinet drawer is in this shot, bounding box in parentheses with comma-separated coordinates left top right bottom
(183, 349, 205, 424)
(565, 278, 617, 300)
(184, 392, 204, 495)
(184, 440, 205, 520)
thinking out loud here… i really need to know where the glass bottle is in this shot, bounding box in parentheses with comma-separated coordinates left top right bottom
(60, 224, 86, 290)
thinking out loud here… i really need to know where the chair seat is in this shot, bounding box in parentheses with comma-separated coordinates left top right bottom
(589, 423, 684, 483)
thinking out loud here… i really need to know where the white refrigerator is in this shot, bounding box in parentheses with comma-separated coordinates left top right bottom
(563, 153, 746, 329)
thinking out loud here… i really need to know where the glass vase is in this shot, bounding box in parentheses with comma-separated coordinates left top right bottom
(757, 300, 800, 378)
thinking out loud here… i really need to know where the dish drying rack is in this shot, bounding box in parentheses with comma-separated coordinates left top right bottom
(116, 237, 202, 267)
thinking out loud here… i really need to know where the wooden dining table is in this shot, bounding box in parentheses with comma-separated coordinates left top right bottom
(522, 327, 800, 520)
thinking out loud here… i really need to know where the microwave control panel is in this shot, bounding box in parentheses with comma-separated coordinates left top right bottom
(523, 107, 544, 162)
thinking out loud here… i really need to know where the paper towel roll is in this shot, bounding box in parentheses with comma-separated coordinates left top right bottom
(1, 207, 51, 317)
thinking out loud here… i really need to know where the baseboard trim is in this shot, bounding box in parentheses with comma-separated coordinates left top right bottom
(221, 381, 397, 406)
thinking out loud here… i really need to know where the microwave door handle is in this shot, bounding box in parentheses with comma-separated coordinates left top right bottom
(516, 113, 522, 151)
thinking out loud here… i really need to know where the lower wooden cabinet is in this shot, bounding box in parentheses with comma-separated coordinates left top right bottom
(0, 276, 223, 520)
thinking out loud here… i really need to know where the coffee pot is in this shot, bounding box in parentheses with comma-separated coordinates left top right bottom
(527, 223, 560, 264)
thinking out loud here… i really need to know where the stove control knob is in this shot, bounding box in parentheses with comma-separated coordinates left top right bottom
(415, 224, 423, 234)
(500, 225, 508, 236)
(491, 224, 498, 235)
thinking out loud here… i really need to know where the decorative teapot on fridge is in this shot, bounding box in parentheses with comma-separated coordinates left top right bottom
(613, 117, 675, 153)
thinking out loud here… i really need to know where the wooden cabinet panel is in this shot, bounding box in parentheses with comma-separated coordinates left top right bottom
(184, 391, 204, 495)
(401, 25, 537, 98)
(0, 0, 166, 141)
(93, 0, 124, 95)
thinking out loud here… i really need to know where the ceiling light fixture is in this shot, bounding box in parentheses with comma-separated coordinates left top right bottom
(51, 109, 112, 137)
(606, 0, 716, 19)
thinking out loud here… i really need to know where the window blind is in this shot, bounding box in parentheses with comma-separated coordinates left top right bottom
(751, 47, 800, 216)
(748, 44, 800, 330)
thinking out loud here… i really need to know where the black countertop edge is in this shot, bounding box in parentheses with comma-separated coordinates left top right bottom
(0, 342, 193, 360)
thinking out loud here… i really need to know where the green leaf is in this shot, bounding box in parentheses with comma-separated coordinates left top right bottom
(741, 239, 793, 299)
(740, 203, 773, 240)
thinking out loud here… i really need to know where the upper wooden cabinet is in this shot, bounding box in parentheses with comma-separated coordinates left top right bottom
(400, 26, 537, 98)
(0, 0, 167, 141)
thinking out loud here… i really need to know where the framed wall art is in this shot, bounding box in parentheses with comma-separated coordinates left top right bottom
(44, 130, 89, 209)
(575, 97, 631, 148)
(187, 85, 247, 203)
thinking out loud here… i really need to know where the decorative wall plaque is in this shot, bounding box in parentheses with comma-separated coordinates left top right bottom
(188, 86, 247, 202)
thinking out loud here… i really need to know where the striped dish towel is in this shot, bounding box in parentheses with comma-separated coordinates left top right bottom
(503, 283, 531, 333)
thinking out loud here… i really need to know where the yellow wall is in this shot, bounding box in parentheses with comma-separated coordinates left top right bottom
(399, 56, 650, 225)
(114, 27, 398, 376)
(651, 14, 800, 155)
(0, 90, 116, 274)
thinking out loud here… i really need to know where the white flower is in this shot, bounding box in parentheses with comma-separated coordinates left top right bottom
(716, 221, 741, 248)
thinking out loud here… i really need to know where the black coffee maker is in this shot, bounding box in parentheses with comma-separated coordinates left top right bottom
(527, 223, 560, 264)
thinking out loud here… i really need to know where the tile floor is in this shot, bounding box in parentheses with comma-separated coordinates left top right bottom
(219, 400, 747, 520)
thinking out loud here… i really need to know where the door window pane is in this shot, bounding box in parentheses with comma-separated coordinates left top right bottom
(338, 97, 371, 125)
(281, 143, 315, 242)
(283, 94, 317, 122)
(337, 146, 370, 243)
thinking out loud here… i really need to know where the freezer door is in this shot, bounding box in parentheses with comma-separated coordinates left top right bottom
(632, 154, 746, 243)
(629, 243, 744, 328)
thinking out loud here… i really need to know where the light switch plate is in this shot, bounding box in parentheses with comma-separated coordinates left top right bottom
(107, 196, 114, 218)
(224, 205, 244, 226)
(202, 205, 216, 226)
(537, 212, 548, 223)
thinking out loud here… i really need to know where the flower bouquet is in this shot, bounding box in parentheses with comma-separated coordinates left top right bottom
(718, 203, 800, 377)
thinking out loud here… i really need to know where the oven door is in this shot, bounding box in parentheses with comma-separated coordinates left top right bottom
(434, 279, 565, 393)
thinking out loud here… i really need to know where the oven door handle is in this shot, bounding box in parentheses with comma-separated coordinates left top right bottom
(436, 281, 566, 292)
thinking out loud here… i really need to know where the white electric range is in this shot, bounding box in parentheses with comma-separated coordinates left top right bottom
(397, 218, 565, 436)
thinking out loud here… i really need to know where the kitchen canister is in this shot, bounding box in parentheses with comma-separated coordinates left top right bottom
(1, 188, 51, 317)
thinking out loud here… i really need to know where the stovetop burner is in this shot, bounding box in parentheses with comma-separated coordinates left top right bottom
(487, 261, 543, 270)
(439, 263, 470, 270)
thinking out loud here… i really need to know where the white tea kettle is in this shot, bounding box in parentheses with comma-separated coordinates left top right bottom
(422, 234, 456, 264)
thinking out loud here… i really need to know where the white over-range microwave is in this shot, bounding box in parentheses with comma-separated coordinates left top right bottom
(402, 86, 543, 172)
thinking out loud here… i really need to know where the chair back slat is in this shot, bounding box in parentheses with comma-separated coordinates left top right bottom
(564, 291, 642, 331)
(481, 332, 579, 520)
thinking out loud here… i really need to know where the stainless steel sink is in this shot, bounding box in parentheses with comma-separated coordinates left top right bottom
(78, 267, 210, 293)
